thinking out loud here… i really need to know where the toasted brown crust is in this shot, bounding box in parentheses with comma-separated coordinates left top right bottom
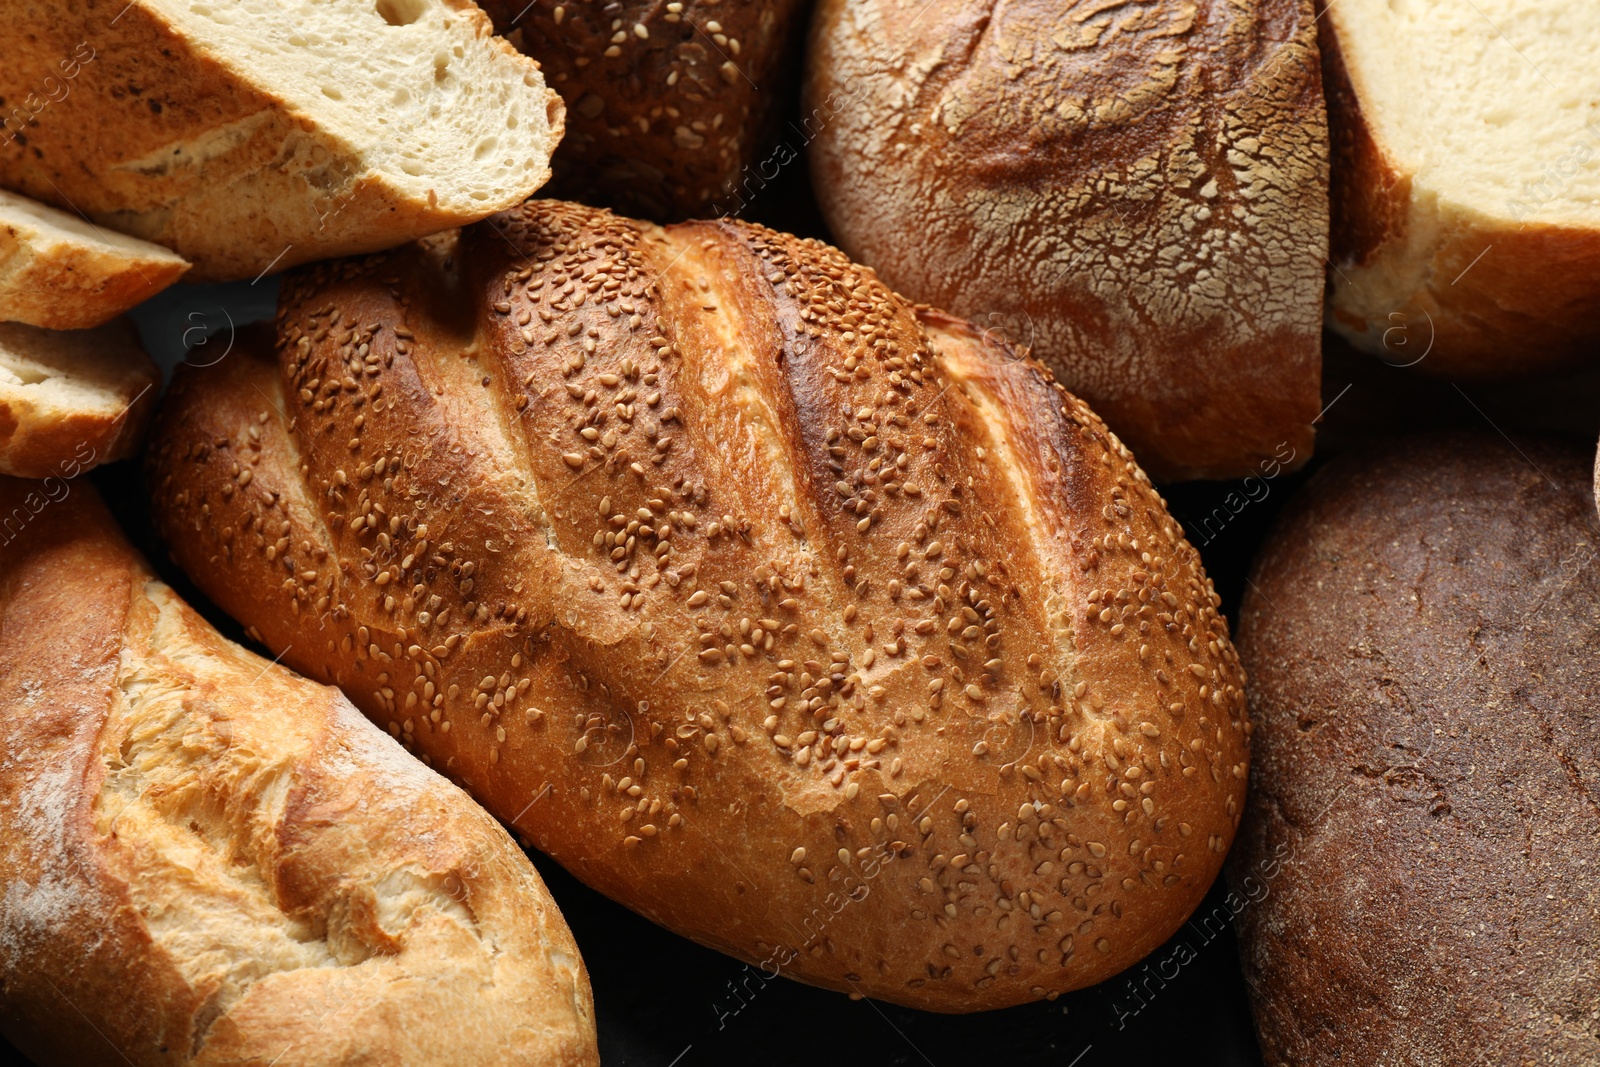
(0, 194, 190, 330)
(0, 0, 562, 282)
(481, 0, 806, 220)
(0, 477, 598, 1067)
(145, 199, 1249, 1012)
(1319, 4, 1600, 379)
(0, 320, 160, 479)
(803, 0, 1329, 481)
(1231, 433, 1600, 1064)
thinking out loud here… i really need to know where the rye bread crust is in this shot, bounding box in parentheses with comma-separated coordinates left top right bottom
(1232, 433, 1600, 1064)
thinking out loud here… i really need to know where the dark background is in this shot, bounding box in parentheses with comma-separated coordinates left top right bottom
(7, 124, 1600, 1067)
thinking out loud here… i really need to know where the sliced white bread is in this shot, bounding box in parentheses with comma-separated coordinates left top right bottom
(1323, 0, 1600, 378)
(0, 0, 565, 281)
(0, 320, 160, 479)
(0, 189, 190, 330)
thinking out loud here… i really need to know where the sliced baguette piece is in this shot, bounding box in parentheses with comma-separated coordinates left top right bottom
(0, 0, 565, 282)
(1322, 0, 1600, 378)
(0, 319, 159, 479)
(0, 476, 600, 1067)
(0, 189, 190, 329)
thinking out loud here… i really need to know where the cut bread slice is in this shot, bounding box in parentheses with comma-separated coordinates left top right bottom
(1, 189, 191, 330)
(1322, 0, 1600, 378)
(0, 0, 565, 282)
(0, 320, 160, 479)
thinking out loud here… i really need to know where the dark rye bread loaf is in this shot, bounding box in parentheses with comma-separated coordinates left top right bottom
(1232, 433, 1600, 1065)
(481, 0, 807, 219)
(145, 198, 1251, 1012)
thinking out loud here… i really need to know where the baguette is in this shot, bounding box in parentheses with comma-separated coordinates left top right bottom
(1320, 0, 1600, 378)
(146, 199, 1251, 1012)
(1, 189, 189, 329)
(0, 319, 159, 478)
(481, 0, 807, 220)
(0, 477, 598, 1067)
(1232, 434, 1600, 1064)
(0, 0, 565, 282)
(803, 0, 1330, 481)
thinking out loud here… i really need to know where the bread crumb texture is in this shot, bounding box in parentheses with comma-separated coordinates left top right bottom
(148, 199, 1251, 1011)
(1322, 0, 1600, 376)
(0, 320, 159, 478)
(805, 0, 1329, 480)
(0, 0, 564, 280)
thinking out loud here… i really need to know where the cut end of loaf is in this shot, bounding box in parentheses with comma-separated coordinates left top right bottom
(0, 321, 161, 479)
(155, 0, 565, 215)
(0, 189, 190, 329)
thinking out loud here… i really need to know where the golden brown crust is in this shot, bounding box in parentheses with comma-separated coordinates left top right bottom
(1319, 4, 1600, 379)
(0, 190, 190, 330)
(0, 478, 598, 1066)
(481, 0, 807, 220)
(0, 320, 160, 479)
(1232, 434, 1600, 1064)
(147, 199, 1249, 1011)
(803, 0, 1329, 481)
(0, 0, 562, 281)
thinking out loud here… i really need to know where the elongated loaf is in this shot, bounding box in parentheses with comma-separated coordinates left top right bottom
(0, 0, 564, 281)
(0, 477, 598, 1067)
(1232, 434, 1600, 1064)
(1, 189, 190, 329)
(146, 199, 1251, 1012)
(0, 319, 159, 478)
(481, 0, 807, 220)
(1321, 0, 1600, 378)
(803, 0, 1329, 481)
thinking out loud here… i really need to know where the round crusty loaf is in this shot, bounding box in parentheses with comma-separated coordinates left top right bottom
(0, 0, 564, 281)
(1232, 433, 1600, 1065)
(0, 319, 160, 479)
(0, 476, 598, 1067)
(1320, 0, 1600, 379)
(481, 0, 807, 220)
(803, 0, 1330, 481)
(145, 198, 1251, 1012)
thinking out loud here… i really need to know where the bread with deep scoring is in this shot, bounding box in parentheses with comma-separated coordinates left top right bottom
(803, 0, 1330, 480)
(146, 199, 1251, 1011)
(1, 189, 189, 329)
(0, 0, 564, 281)
(0, 476, 599, 1067)
(1233, 433, 1600, 1064)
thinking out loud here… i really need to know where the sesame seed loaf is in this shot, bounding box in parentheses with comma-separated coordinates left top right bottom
(803, 0, 1330, 481)
(0, 188, 190, 330)
(0, 476, 599, 1067)
(144, 198, 1251, 1012)
(0, 0, 564, 282)
(1231, 433, 1600, 1064)
(480, 0, 807, 220)
(1321, 0, 1600, 378)
(0, 319, 160, 479)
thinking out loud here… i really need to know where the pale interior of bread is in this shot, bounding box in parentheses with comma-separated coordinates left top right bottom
(1337, 0, 1600, 225)
(0, 323, 151, 417)
(154, 0, 561, 210)
(0, 189, 188, 263)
